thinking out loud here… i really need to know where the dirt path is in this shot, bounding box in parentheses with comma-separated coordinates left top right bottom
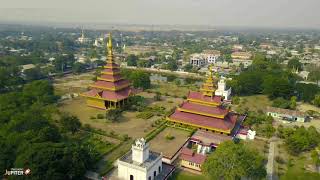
(266, 137, 279, 180)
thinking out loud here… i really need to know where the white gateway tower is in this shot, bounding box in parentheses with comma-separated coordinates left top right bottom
(117, 138, 163, 180)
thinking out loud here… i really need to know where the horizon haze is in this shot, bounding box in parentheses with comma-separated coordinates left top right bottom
(1, 0, 320, 29)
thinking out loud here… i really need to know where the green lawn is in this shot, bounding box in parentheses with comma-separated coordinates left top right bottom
(149, 82, 198, 98)
(81, 133, 116, 156)
(280, 155, 320, 180)
(233, 95, 272, 112)
(169, 171, 208, 180)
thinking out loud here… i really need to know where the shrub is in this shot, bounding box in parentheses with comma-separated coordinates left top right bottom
(154, 92, 162, 101)
(232, 96, 240, 105)
(106, 109, 122, 122)
(97, 114, 105, 119)
(275, 156, 285, 164)
(136, 112, 154, 119)
(165, 134, 175, 140)
(83, 124, 92, 131)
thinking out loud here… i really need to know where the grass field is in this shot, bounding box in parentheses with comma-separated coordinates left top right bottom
(234, 95, 272, 112)
(53, 72, 94, 96)
(243, 139, 268, 158)
(169, 170, 209, 180)
(59, 97, 158, 138)
(58, 91, 184, 139)
(81, 133, 117, 156)
(149, 127, 190, 158)
(149, 82, 199, 98)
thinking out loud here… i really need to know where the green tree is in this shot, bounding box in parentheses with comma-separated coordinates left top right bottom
(106, 109, 122, 122)
(72, 62, 87, 74)
(0, 66, 23, 93)
(14, 143, 91, 180)
(203, 141, 266, 180)
(24, 67, 46, 81)
(154, 92, 161, 101)
(313, 94, 320, 107)
(22, 80, 58, 105)
(272, 97, 291, 109)
(129, 71, 151, 89)
(183, 64, 193, 72)
(287, 58, 302, 71)
(290, 96, 297, 109)
(60, 114, 81, 134)
(296, 83, 319, 103)
(127, 54, 138, 66)
(285, 126, 320, 155)
(309, 69, 320, 83)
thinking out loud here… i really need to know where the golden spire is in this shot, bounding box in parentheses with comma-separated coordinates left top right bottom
(107, 33, 113, 63)
(200, 64, 216, 97)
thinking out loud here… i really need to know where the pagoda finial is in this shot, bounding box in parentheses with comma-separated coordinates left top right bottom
(107, 33, 113, 63)
(208, 64, 213, 77)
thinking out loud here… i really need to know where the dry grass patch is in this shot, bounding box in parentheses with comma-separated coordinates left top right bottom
(59, 97, 158, 139)
(149, 127, 189, 158)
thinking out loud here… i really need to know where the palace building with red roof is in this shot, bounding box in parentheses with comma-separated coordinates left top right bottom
(168, 66, 243, 135)
(81, 33, 136, 110)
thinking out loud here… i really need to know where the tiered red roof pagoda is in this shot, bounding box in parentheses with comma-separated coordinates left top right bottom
(81, 33, 135, 110)
(168, 66, 239, 135)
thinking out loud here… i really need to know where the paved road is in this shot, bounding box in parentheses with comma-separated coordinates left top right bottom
(266, 137, 279, 180)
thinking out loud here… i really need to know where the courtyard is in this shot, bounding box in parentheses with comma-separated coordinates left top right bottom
(149, 127, 190, 159)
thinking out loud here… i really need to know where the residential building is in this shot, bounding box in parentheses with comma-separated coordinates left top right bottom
(233, 44, 244, 51)
(203, 50, 221, 64)
(190, 50, 221, 67)
(266, 106, 306, 122)
(190, 53, 206, 67)
(190, 130, 232, 154)
(180, 147, 206, 172)
(231, 52, 253, 68)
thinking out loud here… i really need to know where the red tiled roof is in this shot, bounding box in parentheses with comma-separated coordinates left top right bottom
(93, 79, 130, 89)
(190, 130, 232, 146)
(179, 102, 228, 117)
(99, 74, 123, 81)
(101, 88, 132, 100)
(82, 89, 100, 97)
(101, 68, 120, 73)
(188, 91, 222, 103)
(83, 87, 134, 101)
(169, 110, 238, 131)
(180, 147, 206, 164)
(180, 147, 194, 156)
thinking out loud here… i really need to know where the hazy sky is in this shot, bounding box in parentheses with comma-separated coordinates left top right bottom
(1, 0, 320, 28)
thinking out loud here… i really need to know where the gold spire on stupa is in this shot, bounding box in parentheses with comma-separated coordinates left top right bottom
(107, 33, 113, 63)
(200, 64, 217, 97)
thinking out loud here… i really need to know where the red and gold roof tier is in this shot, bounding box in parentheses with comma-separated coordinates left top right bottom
(168, 110, 238, 134)
(178, 101, 228, 119)
(82, 88, 136, 102)
(187, 91, 222, 107)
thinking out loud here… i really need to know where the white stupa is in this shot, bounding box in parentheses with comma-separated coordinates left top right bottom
(215, 77, 231, 100)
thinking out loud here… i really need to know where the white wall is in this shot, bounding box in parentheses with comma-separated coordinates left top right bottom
(118, 162, 147, 180)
